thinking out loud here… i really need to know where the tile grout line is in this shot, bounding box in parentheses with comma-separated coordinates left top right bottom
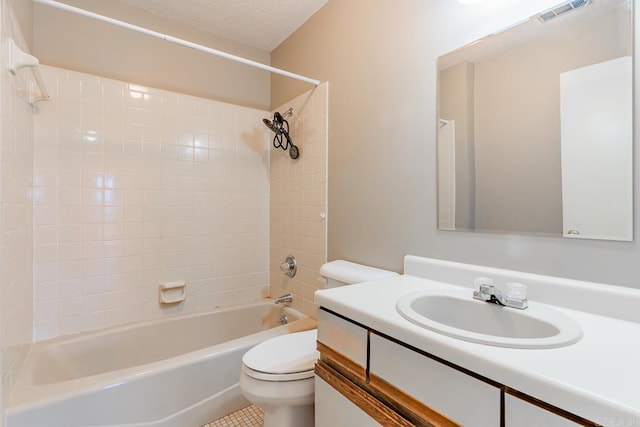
(202, 404, 264, 427)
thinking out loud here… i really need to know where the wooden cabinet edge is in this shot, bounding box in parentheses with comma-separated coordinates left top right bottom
(317, 340, 367, 383)
(316, 359, 418, 427)
(315, 344, 461, 427)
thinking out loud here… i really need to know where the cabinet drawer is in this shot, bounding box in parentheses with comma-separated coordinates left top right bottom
(505, 394, 585, 426)
(317, 309, 368, 372)
(369, 333, 500, 427)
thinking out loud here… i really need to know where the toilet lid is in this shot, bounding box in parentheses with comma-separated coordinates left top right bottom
(243, 329, 318, 376)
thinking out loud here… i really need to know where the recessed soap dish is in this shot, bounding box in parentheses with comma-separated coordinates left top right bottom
(159, 280, 186, 304)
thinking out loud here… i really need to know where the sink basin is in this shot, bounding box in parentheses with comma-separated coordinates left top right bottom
(396, 289, 583, 349)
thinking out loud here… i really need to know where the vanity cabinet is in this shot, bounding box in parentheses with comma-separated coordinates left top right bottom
(369, 334, 500, 426)
(315, 310, 427, 426)
(316, 310, 461, 427)
(315, 308, 598, 427)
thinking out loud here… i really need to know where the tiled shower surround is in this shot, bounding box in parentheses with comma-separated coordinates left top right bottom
(33, 66, 271, 340)
(33, 66, 328, 341)
(269, 84, 328, 315)
(2, 0, 35, 403)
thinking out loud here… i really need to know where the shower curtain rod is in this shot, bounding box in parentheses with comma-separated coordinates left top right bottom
(34, 0, 321, 86)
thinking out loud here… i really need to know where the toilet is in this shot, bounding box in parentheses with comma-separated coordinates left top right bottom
(239, 260, 398, 427)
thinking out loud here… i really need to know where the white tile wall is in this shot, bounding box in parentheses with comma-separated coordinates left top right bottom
(269, 83, 328, 316)
(33, 66, 271, 341)
(1, 0, 35, 412)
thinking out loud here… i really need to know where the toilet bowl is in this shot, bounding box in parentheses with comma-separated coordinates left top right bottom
(240, 329, 318, 427)
(239, 260, 399, 427)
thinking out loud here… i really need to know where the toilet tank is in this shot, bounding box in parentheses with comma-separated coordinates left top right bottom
(319, 260, 398, 288)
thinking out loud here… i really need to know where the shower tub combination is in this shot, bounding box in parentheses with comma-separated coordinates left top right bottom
(6, 300, 315, 427)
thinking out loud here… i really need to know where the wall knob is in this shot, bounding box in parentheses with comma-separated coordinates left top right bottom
(280, 255, 297, 277)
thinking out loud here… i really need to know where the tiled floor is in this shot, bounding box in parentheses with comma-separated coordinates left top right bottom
(202, 405, 264, 427)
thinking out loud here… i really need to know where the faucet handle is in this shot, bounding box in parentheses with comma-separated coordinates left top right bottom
(507, 282, 527, 300)
(280, 255, 297, 277)
(474, 276, 494, 291)
(473, 277, 495, 302)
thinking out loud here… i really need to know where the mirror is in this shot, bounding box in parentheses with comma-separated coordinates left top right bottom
(437, 0, 633, 241)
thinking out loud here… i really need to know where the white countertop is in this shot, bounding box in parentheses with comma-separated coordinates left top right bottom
(314, 274, 640, 426)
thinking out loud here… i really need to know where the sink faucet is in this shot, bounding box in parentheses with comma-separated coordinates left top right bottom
(473, 280, 528, 310)
(274, 293, 293, 305)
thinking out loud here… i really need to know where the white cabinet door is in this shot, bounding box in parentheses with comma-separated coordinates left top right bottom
(505, 394, 582, 426)
(369, 334, 500, 426)
(315, 376, 380, 427)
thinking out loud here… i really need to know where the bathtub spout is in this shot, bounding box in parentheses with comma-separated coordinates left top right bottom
(274, 293, 293, 304)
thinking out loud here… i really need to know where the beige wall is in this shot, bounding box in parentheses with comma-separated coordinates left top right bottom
(7, 0, 31, 49)
(271, 0, 640, 289)
(272, 0, 436, 273)
(33, 0, 271, 110)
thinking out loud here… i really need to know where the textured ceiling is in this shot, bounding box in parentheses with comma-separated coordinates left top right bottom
(115, 0, 329, 52)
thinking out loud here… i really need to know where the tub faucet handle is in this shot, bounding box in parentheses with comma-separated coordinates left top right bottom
(280, 255, 297, 277)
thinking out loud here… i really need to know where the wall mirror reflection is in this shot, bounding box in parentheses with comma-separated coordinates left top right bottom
(437, 0, 633, 241)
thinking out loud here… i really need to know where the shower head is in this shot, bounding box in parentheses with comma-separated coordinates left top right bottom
(264, 110, 300, 159)
(289, 143, 299, 159)
(263, 111, 288, 134)
(263, 118, 281, 134)
(280, 129, 299, 159)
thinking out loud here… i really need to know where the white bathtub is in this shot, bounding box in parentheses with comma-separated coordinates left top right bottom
(6, 299, 316, 427)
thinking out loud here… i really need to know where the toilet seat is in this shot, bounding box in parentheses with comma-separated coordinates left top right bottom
(242, 329, 318, 381)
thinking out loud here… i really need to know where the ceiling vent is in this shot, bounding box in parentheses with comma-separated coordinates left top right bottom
(539, 0, 590, 22)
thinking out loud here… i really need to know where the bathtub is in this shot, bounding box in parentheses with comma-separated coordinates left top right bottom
(6, 299, 316, 427)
